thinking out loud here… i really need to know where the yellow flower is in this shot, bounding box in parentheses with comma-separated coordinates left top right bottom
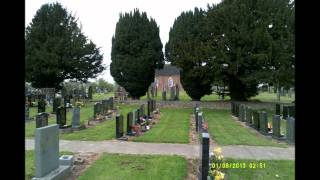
(214, 147, 222, 155)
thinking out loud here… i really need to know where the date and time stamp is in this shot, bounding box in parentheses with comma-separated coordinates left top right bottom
(210, 162, 266, 169)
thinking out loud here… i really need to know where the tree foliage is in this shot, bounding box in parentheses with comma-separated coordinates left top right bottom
(165, 8, 214, 101)
(110, 9, 164, 99)
(25, 2, 105, 90)
(166, 0, 294, 101)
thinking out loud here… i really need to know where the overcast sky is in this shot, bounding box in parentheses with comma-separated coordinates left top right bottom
(25, 0, 221, 83)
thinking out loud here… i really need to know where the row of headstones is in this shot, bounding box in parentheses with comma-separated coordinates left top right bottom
(25, 96, 75, 122)
(116, 100, 157, 139)
(35, 105, 81, 129)
(162, 85, 180, 101)
(93, 97, 114, 118)
(231, 102, 295, 144)
(266, 87, 294, 97)
(193, 105, 211, 180)
(194, 106, 207, 133)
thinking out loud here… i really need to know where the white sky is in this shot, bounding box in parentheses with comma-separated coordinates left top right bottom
(25, 0, 221, 83)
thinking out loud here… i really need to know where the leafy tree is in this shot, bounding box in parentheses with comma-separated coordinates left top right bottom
(25, 2, 105, 91)
(206, 0, 294, 100)
(110, 9, 164, 99)
(96, 78, 114, 93)
(165, 8, 214, 101)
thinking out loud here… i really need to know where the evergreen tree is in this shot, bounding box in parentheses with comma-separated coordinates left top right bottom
(206, 0, 294, 100)
(110, 9, 164, 99)
(25, 3, 105, 91)
(165, 8, 214, 101)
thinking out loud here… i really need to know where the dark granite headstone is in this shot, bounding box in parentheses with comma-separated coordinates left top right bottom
(175, 84, 179, 100)
(36, 112, 49, 128)
(272, 115, 281, 138)
(147, 100, 151, 117)
(200, 133, 210, 180)
(252, 110, 260, 130)
(275, 103, 281, 115)
(288, 106, 295, 118)
(198, 112, 203, 132)
(245, 106, 251, 125)
(195, 108, 199, 132)
(56, 106, 67, 128)
(109, 97, 114, 110)
(127, 112, 133, 135)
(38, 98, 46, 113)
(259, 111, 268, 135)
(162, 90, 166, 101)
(53, 98, 61, 114)
(282, 105, 289, 119)
(116, 114, 124, 138)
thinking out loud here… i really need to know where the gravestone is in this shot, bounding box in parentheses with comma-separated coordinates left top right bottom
(140, 104, 145, 117)
(195, 107, 199, 132)
(56, 106, 67, 128)
(147, 100, 151, 117)
(252, 110, 260, 130)
(94, 102, 102, 118)
(127, 112, 133, 135)
(88, 86, 93, 99)
(288, 106, 295, 118)
(116, 114, 124, 138)
(286, 117, 295, 144)
(153, 100, 156, 112)
(38, 98, 46, 113)
(231, 102, 235, 116)
(259, 111, 268, 135)
(239, 105, 245, 121)
(282, 105, 289, 119)
(198, 112, 203, 132)
(109, 97, 114, 110)
(162, 90, 166, 101)
(170, 86, 175, 100)
(25, 105, 30, 121)
(53, 97, 61, 114)
(72, 106, 80, 128)
(245, 106, 252, 125)
(272, 115, 281, 138)
(134, 110, 138, 125)
(275, 103, 281, 115)
(235, 103, 239, 117)
(200, 133, 210, 180)
(33, 124, 72, 180)
(36, 113, 49, 128)
(175, 84, 179, 100)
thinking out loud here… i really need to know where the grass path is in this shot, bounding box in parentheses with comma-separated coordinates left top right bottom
(133, 108, 190, 143)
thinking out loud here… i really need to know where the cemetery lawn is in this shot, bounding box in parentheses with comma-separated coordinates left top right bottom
(141, 91, 294, 103)
(133, 108, 190, 143)
(92, 92, 113, 101)
(250, 92, 295, 103)
(78, 153, 187, 180)
(60, 104, 139, 141)
(202, 109, 287, 147)
(224, 158, 295, 180)
(25, 103, 94, 137)
(25, 150, 73, 180)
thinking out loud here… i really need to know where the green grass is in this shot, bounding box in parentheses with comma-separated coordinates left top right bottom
(223, 159, 295, 180)
(250, 92, 295, 103)
(92, 93, 113, 101)
(133, 108, 190, 143)
(78, 153, 187, 180)
(203, 109, 287, 147)
(25, 150, 73, 180)
(60, 104, 139, 141)
(141, 90, 295, 103)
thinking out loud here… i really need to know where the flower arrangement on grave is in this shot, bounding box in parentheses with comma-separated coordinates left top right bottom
(208, 147, 225, 180)
(75, 101, 84, 107)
